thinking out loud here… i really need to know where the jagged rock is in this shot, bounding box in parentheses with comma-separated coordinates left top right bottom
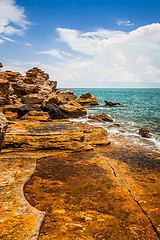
(88, 112, 113, 122)
(104, 100, 121, 106)
(26, 67, 49, 81)
(60, 101, 87, 118)
(0, 112, 8, 150)
(17, 104, 41, 118)
(0, 62, 3, 68)
(0, 71, 23, 81)
(139, 128, 151, 138)
(11, 81, 40, 97)
(42, 103, 65, 119)
(44, 89, 77, 106)
(76, 92, 99, 106)
(0, 67, 57, 105)
(21, 94, 47, 104)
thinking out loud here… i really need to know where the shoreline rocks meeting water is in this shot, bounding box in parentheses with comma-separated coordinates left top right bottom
(0, 65, 160, 239)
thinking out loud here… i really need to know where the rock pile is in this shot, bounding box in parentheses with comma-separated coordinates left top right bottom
(0, 65, 99, 119)
(0, 67, 57, 105)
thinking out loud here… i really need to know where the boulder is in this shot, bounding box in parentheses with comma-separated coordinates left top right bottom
(11, 82, 40, 97)
(44, 89, 77, 106)
(76, 93, 99, 106)
(21, 93, 47, 104)
(60, 101, 87, 118)
(104, 101, 121, 106)
(88, 112, 113, 122)
(139, 128, 151, 138)
(42, 103, 65, 119)
(17, 104, 41, 118)
(0, 112, 8, 151)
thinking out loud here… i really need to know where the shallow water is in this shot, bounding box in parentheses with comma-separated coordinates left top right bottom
(66, 88, 160, 152)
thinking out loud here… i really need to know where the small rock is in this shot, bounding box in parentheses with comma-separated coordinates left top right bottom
(88, 112, 113, 122)
(0, 62, 3, 68)
(104, 101, 121, 106)
(139, 128, 151, 138)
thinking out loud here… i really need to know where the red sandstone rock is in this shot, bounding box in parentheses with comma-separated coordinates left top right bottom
(76, 92, 99, 106)
(60, 100, 87, 118)
(21, 93, 47, 104)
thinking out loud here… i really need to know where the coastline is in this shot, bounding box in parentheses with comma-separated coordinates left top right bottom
(0, 67, 160, 239)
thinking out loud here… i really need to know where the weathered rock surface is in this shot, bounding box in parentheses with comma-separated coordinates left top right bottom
(139, 128, 152, 138)
(1, 117, 160, 239)
(104, 100, 121, 106)
(17, 104, 41, 118)
(88, 112, 113, 122)
(21, 111, 51, 122)
(60, 100, 87, 118)
(76, 92, 99, 106)
(42, 103, 65, 119)
(22, 93, 47, 104)
(0, 67, 57, 107)
(0, 112, 8, 150)
(44, 89, 77, 106)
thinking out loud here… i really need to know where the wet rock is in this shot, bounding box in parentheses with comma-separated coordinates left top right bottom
(76, 92, 99, 106)
(42, 103, 65, 119)
(60, 101, 87, 118)
(21, 93, 47, 104)
(139, 128, 151, 138)
(104, 100, 121, 106)
(0, 112, 8, 150)
(17, 104, 41, 118)
(88, 112, 113, 122)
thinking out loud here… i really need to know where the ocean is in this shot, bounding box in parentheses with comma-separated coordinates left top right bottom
(67, 88, 160, 152)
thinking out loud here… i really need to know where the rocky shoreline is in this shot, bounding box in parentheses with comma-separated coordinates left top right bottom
(0, 66, 160, 239)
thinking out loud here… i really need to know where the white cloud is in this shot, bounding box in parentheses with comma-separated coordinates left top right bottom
(53, 23, 160, 87)
(37, 49, 62, 58)
(116, 20, 134, 26)
(25, 43, 32, 47)
(0, 0, 30, 43)
(5, 23, 160, 88)
(1, 35, 15, 42)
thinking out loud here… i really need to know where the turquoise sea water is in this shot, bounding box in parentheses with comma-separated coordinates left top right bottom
(69, 88, 160, 152)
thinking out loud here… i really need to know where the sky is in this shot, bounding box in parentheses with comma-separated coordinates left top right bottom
(0, 0, 160, 88)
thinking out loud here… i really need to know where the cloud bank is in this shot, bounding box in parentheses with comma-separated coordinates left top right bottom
(0, 0, 30, 43)
(46, 23, 160, 87)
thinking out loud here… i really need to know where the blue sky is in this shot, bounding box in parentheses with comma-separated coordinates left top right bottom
(0, 0, 160, 88)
